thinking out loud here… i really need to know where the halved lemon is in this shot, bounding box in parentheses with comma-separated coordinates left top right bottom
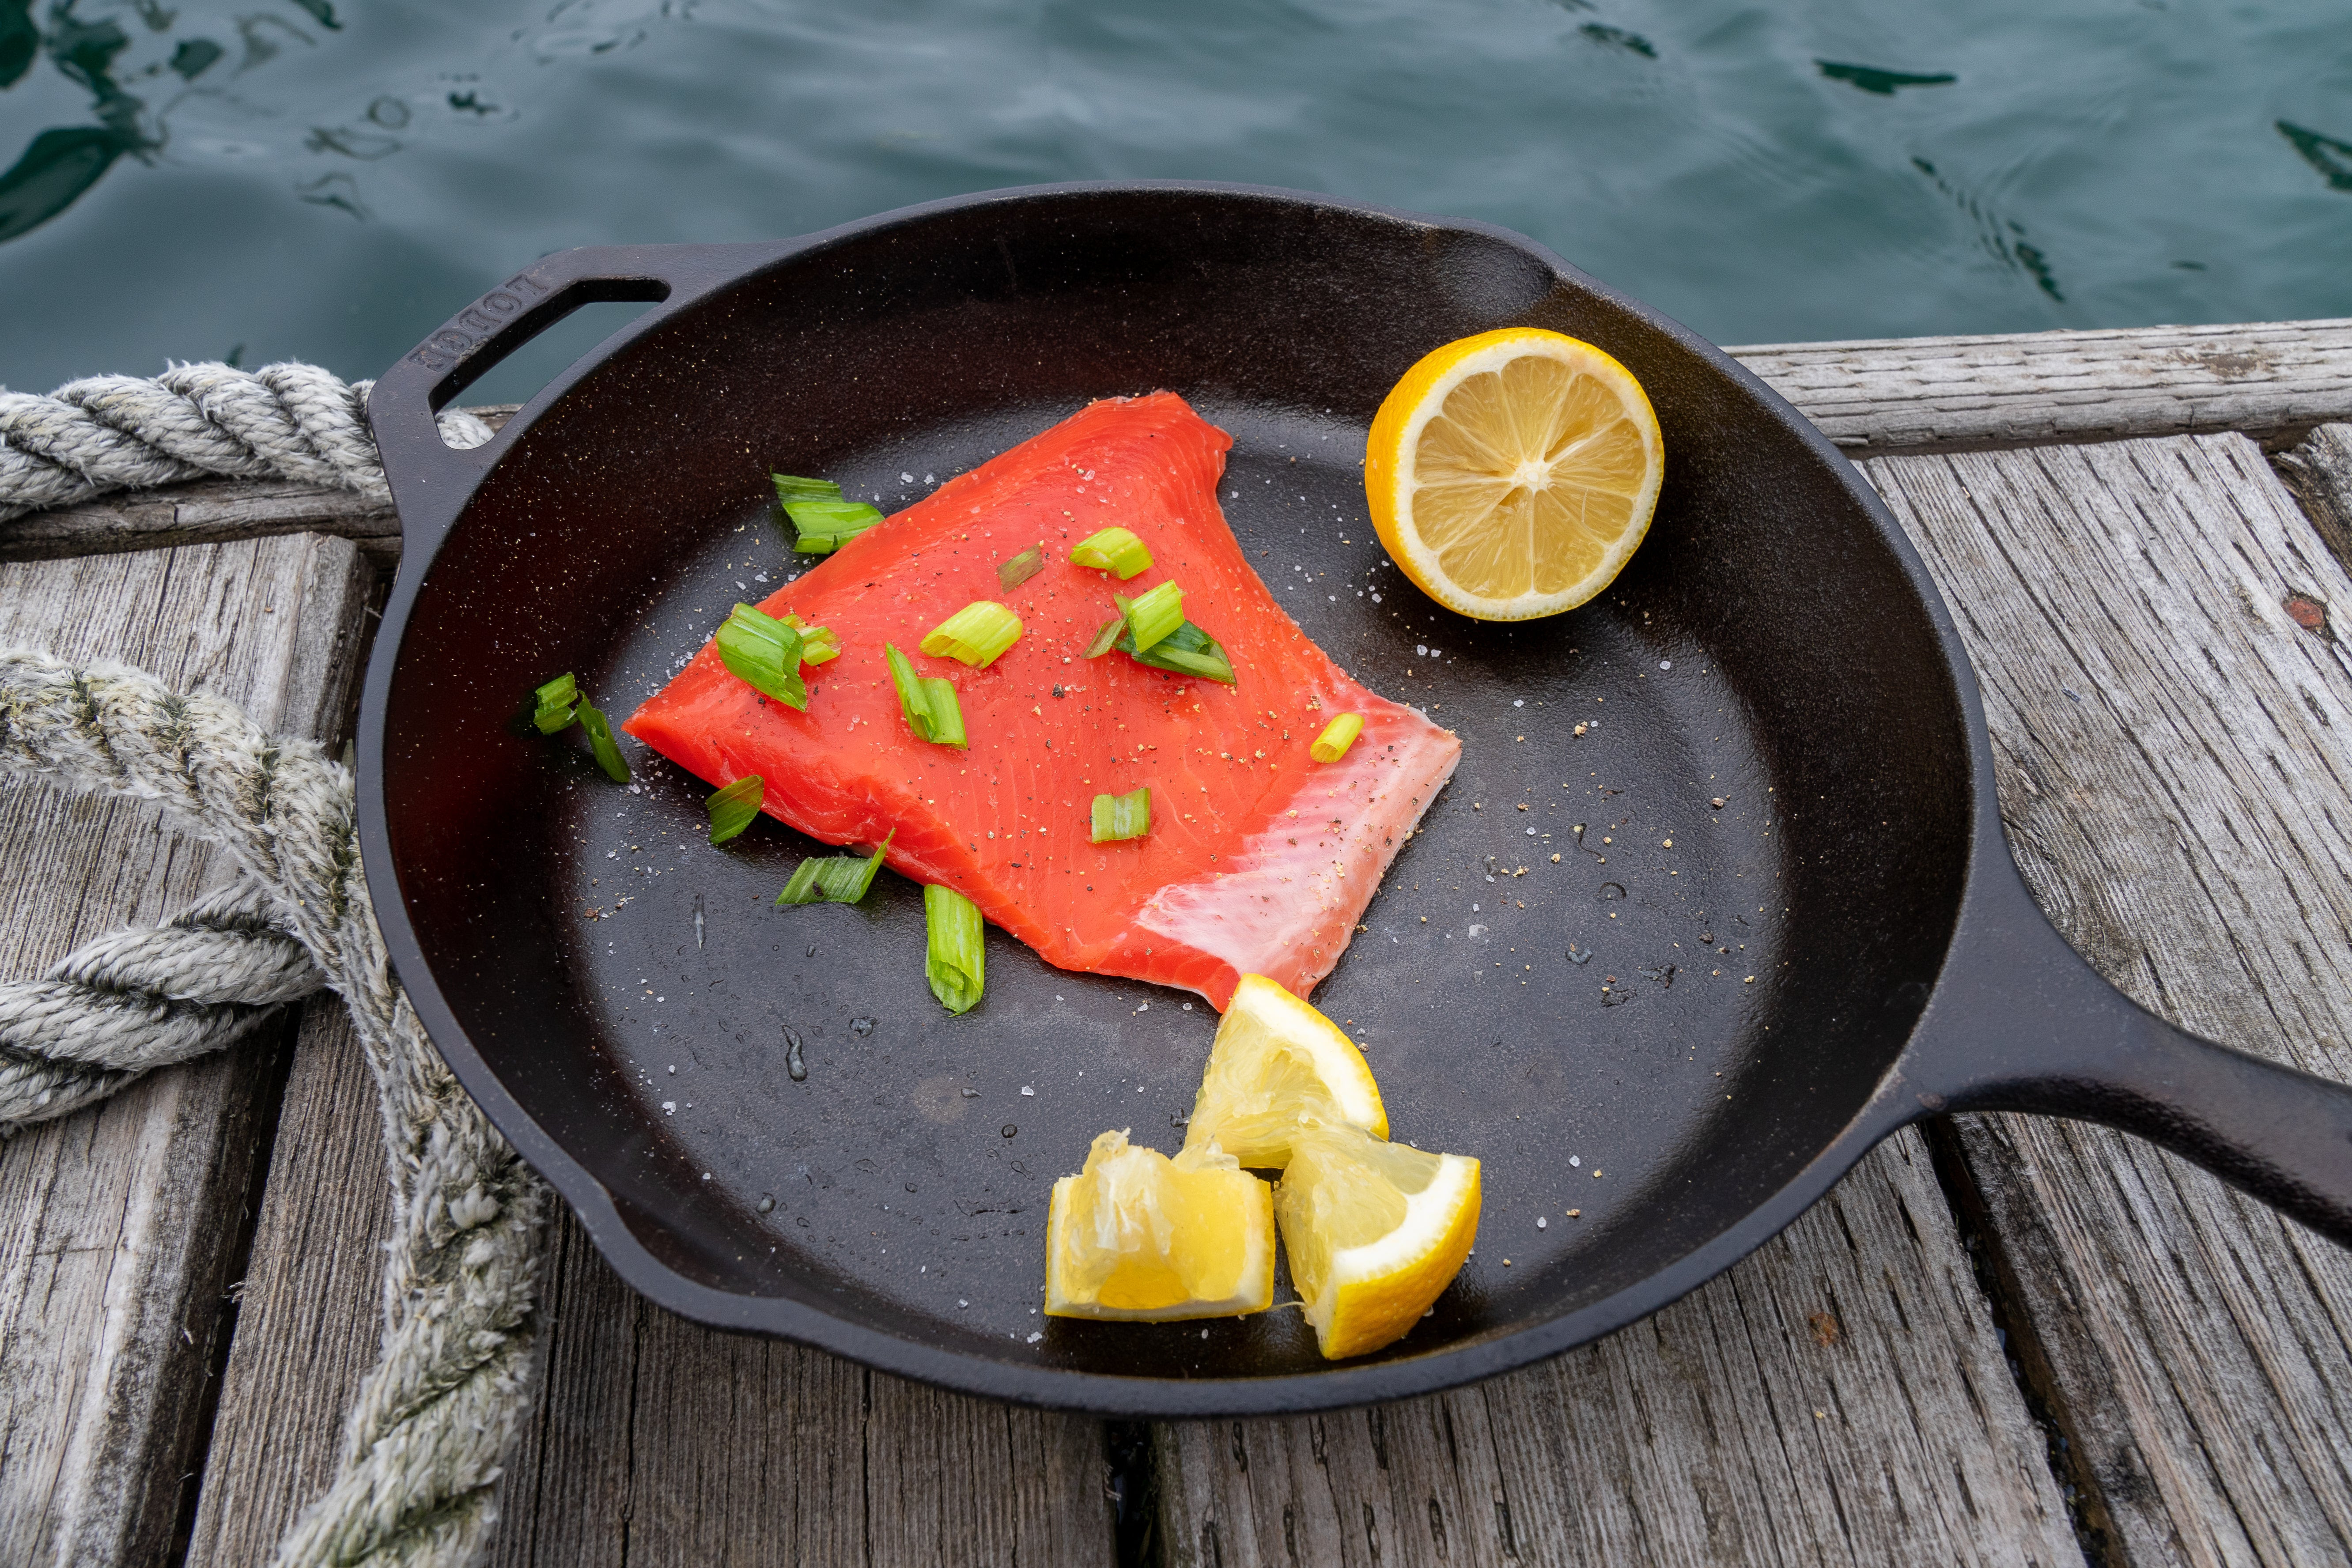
(1044, 1130, 1275, 1321)
(1276, 1121, 1481, 1360)
(1180, 974, 1387, 1168)
(1366, 327, 1663, 621)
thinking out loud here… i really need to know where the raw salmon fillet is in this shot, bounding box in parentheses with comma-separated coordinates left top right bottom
(624, 393, 1460, 1009)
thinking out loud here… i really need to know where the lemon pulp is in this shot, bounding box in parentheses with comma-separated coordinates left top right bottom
(1044, 1129, 1275, 1321)
(1181, 974, 1387, 1168)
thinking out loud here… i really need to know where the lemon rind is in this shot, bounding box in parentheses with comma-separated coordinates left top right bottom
(1299, 1152, 1481, 1355)
(1225, 975, 1388, 1137)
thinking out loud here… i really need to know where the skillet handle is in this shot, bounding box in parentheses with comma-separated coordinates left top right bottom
(364, 241, 789, 568)
(1899, 871, 2352, 1246)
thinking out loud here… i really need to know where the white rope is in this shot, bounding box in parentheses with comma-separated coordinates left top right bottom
(0, 361, 493, 522)
(0, 363, 539, 1568)
(0, 878, 319, 1128)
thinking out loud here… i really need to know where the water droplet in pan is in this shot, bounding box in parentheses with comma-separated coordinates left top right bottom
(784, 1028, 807, 1082)
(1598, 883, 1627, 901)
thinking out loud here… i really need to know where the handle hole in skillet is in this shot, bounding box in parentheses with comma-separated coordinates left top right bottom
(427, 281, 669, 442)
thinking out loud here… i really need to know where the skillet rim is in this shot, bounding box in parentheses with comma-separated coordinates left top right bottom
(358, 178, 2000, 1415)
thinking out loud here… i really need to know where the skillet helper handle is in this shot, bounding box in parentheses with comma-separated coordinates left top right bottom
(363, 244, 684, 562)
(1911, 886, 2352, 1246)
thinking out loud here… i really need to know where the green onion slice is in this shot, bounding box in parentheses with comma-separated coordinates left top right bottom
(715, 603, 810, 709)
(1090, 786, 1152, 843)
(775, 832, 892, 906)
(885, 643, 968, 747)
(706, 775, 765, 845)
(1115, 618, 1238, 683)
(576, 701, 631, 782)
(781, 613, 841, 666)
(920, 600, 1023, 668)
(772, 475, 885, 553)
(1070, 526, 1152, 579)
(532, 673, 579, 733)
(923, 883, 986, 1015)
(1310, 712, 1365, 763)
(771, 474, 844, 504)
(1115, 581, 1186, 654)
(997, 544, 1046, 592)
(1081, 616, 1126, 659)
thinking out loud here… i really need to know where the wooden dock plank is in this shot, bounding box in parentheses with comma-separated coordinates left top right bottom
(2277, 422, 2352, 570)
(1860, 434, 2352, 1565)
(178, 1000, 394, 1568)
(0, 535, 373, 1568)
(8, 320, 2352, 571)
(1155, 1133, 2077, 1568)
(480, 1208, 1114, 1568)
(1734, 319, 2352, 454)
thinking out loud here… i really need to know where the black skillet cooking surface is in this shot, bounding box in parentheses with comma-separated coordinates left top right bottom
(361, 183, 2352, 1415)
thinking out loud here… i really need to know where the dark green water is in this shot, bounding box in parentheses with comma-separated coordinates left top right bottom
(4, 0, 2348, 400)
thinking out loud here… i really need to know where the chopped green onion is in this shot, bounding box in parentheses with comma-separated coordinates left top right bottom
(923, 884, 986, 1015)
(788, 617, 842, 666)
(1310, 713, 1365, 763)
(532, 673, 579, 733)
(885, 644, 968, 747)
(1090, 787, 1152, 843)
(776, 833, 892, 906)
(1116, 581, 1186, 654)
(1070, 526, 1153, 579)
(576, 701, 631, 782)
(771, 474, 844, 504)
(997, 544, 1046, 592)
(715, 603, 809, 709)
(1115, 618, 1238, 683)
(772, 475, 885, 552)
(921, 601, 1023, 668)
(1082, 616, 1126, 659)
(530, 674, 631, 779)
(706, 775, 765, 845)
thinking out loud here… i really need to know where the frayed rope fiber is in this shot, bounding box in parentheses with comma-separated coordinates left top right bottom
(0, 364, 538, 1568)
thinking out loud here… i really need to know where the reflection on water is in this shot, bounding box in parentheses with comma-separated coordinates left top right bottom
(0, 0, 2346, 391)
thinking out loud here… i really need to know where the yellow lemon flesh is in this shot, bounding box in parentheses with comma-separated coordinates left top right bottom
(1044, 1129, 1275, 1321)
(1366, 327, 1663, 621)
(1180, 974, 1388, 1168)
(1275, 1121, 1482, 1360)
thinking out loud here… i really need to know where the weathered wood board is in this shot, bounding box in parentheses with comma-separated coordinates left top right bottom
(2277, 421, 2352, 571)
(482, 1210, 1114, 1568)
(0, 535, 373, 1567)
(8, 320, 2352, 569)
(1735, 319, 2352, 454)
(186, 1034, 1119, 1567)
(1156, 1132, 2077, 1568)
(1862, 435, 2352, 1566)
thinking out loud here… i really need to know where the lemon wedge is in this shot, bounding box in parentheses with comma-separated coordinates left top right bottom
(1044, 1130, 1275, 1321)
(1180, 974, 1387, 1168)
(1276, 1121, 1481, 1360)
(1365, 327, 1663, 621)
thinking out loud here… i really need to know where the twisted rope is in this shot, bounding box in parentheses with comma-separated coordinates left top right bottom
(0, 878, 318, 1128)
(0, 361, 493, 522)
(0, 363, 541, 1568)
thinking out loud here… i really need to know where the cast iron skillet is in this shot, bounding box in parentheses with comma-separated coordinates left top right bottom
(360, 182, 2352, 1416)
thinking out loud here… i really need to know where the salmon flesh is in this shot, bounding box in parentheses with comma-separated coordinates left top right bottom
(624, 393, 1461, 1009)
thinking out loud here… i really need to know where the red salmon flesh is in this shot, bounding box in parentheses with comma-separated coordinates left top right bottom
(624, 393, 1461, 1009)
